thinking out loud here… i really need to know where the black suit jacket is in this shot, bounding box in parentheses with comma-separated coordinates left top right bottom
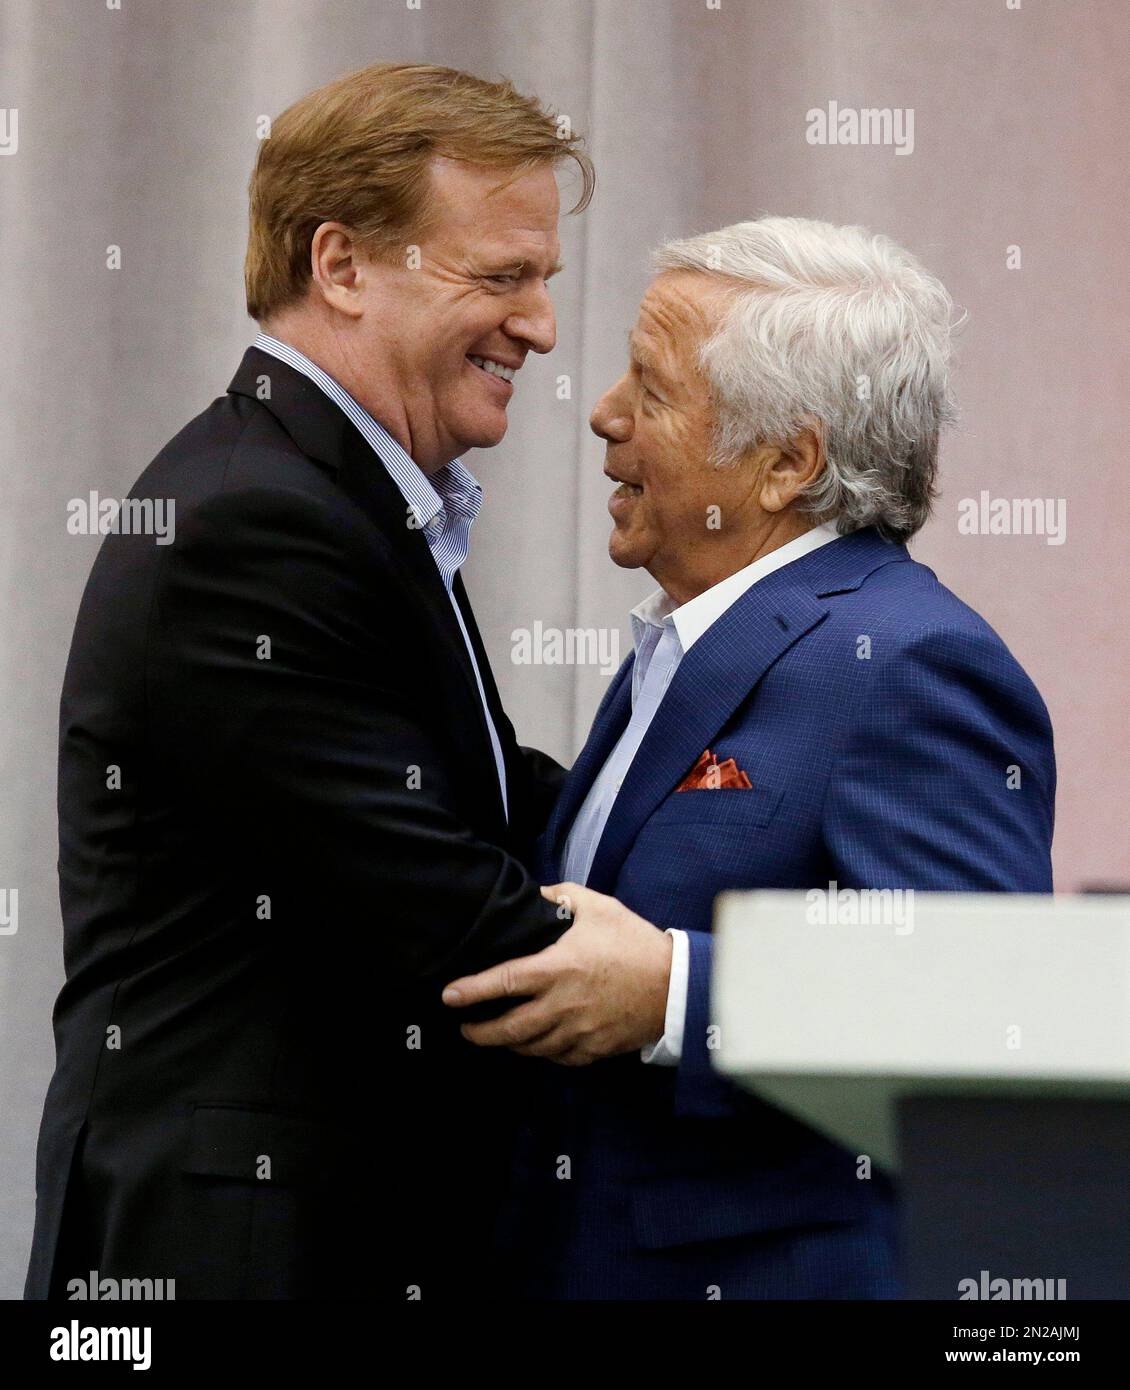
(25, 347, 567, 1300)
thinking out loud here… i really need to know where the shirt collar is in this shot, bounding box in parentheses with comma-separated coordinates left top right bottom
(629, 521, 843, 653)
(251, 332, 482, 532)
(629, 591, 679, 654)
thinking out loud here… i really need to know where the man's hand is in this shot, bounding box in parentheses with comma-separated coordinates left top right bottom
(441, 882, 673, 1066)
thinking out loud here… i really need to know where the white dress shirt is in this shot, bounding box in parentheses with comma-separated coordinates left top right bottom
(252, 333, 509, 821)
(560, 522, 843, 1064)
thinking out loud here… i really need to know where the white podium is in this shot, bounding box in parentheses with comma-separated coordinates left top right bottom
(712, 891, 1130, 1298)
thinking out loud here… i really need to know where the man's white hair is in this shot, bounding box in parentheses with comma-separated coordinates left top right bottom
(653, 216, 958, 542)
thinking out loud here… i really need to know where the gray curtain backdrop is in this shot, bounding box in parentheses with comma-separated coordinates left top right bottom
(2, 0, 1127, 1296)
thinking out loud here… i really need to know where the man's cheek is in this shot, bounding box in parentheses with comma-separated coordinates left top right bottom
(639, 496, 665, 540)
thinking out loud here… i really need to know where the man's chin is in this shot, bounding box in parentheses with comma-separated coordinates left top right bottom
(455, 415, 508, 454)
(608, 529, 645, 569)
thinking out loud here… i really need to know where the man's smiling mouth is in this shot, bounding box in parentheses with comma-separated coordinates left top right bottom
(467, 355, 518, 383)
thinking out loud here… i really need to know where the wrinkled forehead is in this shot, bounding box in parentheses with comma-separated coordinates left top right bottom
(632, 271, 727, 371)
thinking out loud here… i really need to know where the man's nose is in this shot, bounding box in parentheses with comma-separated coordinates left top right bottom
(505, 283, 556, 355)
(590, 378, 633, 442)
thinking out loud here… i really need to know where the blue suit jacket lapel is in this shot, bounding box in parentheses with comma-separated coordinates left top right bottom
(583, 528, 910, 895)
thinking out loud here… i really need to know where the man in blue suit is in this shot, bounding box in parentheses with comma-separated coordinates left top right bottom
(443, 216, 1056, 1299)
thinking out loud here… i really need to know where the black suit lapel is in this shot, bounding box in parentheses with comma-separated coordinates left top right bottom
(450, 573, 513, 825)
(227, 346, 506, 835)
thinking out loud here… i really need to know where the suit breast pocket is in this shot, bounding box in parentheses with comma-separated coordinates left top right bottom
(619, 788, 786, 920)
(648, 785, 784, 830)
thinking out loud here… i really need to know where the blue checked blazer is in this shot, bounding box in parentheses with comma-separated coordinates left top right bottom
(502, 525, 1056, 1300)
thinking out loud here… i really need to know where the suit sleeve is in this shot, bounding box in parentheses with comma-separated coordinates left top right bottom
(675, 621, 1057, 1120)
(821, 623, 1056, 892)
(148, 483, 567, 989)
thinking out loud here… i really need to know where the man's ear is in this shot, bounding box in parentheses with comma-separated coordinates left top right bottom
(759, 424, 825, 513)
(309, 222, 366, 319)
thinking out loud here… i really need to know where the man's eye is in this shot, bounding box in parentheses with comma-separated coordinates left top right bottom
(486, 274, 519, 286)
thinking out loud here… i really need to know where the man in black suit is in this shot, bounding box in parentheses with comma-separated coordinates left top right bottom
(24, 62, 599, 1300)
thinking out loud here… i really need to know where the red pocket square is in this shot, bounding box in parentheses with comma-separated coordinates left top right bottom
(676, 748, 753, 791)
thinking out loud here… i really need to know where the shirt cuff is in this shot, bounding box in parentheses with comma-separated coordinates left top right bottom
(640, 928, 689, 1067)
